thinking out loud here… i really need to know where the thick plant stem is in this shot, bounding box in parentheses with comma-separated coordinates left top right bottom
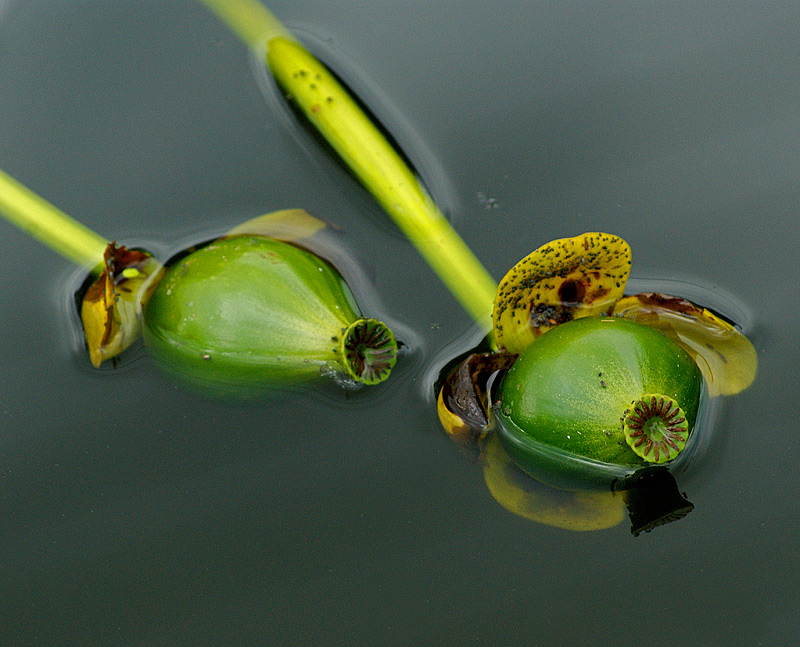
(267, 38, 498, 330)
(196, 0, 295, 48)
(0, 168, 108, 269)
(198, 0, 498, 332)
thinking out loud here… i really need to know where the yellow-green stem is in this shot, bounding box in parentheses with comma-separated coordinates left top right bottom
(196, 0, 295, 48)
(0, 168, 108, 269)
(198, 0, 498, 334)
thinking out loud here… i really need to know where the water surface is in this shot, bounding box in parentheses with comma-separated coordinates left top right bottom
(1, 1, 798, 645)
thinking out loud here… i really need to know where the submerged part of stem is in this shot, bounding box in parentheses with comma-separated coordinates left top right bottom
(623, 394, 689, 464)
(81, 243, 164, 367)
(612, 292, 757, 397)
(339, 318, 398, 385)
(493, 233, 631, 354)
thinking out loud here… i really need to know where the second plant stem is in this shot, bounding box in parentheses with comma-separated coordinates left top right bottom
(198, 0, 498, 332)
(0, 168, 108, 269)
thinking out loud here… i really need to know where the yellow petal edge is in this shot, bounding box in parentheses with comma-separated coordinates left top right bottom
(493, 232, 631, 354)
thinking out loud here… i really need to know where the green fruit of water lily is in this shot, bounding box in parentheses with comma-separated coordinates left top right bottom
(494, 317, 703, 488)
(143, 235, 397, 390)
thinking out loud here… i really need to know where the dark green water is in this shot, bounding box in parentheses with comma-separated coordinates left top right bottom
(1, 1, 798, 645)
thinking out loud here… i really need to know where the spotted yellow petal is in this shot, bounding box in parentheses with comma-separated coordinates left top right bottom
(492, 232, 631, 354)
(482, 435, 625, 531)
(611, 293, 757, 397)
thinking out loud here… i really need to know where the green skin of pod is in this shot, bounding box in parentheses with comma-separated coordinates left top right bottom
(143, 235, 370, 389)
(494, 317, 703, 489)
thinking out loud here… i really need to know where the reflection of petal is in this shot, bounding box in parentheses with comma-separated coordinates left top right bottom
(493, 232, 631, 354)
(612, 293, 757, 397)
(482, 435, 625, 532)
(80, 243, 163, 367)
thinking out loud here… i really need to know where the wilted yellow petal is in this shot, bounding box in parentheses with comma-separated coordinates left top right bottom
(225, 209, 326, 241)
(437, 387, 474, 439)
(483, 436, 625, 531)
(80, 243, 163, 367)
(81, 276, 115, 368)
(612, 293, 757, 397)
(493, 232, 631, 354)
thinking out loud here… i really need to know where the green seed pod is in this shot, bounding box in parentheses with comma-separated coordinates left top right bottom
(143, 235, 397, 392)
(494, 317, 703, 489)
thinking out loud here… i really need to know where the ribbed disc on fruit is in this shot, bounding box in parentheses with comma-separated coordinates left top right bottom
(339, 318, 397, 385)
(623, 394, 689, 463)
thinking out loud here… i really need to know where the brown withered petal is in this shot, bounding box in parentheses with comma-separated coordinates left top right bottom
(437, 350, 517, 446)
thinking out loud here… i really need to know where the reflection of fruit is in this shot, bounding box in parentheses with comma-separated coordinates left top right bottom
(143, 235, 396, 390)
(494, 317, 702, 487)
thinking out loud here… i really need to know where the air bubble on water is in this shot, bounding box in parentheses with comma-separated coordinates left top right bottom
(477, 191, 500, 210)
(320, 365, 363, 391)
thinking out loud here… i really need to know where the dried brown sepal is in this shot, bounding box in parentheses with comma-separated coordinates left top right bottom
(437, 351, 517, 448)
(81, 243, 163, 367)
